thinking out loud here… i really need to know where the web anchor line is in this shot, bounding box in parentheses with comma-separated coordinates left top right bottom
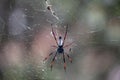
(45, 0, 60, 23)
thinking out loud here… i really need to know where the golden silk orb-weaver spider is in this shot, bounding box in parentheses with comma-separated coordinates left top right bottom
(43, 25, 73, 71)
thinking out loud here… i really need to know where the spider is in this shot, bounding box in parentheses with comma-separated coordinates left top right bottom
(43, 25, 73, 71)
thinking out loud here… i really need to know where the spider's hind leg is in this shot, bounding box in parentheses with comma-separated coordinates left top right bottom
(43, 52, 53, 61)
(66, 53, 72, 63)
(63, 52, 66, 71)
(50, 52, 57, 70)
(65, 48, 72, 63)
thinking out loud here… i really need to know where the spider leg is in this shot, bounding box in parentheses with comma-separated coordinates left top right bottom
(62, 25, 68, 46)
(63, 52, 66, 71)
(43, 52, 54, 61)
(63, 41, 74, 48)
(50, 52, 57, 70)
(51, 45, 57, 48)
(51, 26, 58, 46)
(65, 53, 72, 63)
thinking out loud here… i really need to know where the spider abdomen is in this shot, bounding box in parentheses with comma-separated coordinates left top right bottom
(57, 46, 64, 53)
